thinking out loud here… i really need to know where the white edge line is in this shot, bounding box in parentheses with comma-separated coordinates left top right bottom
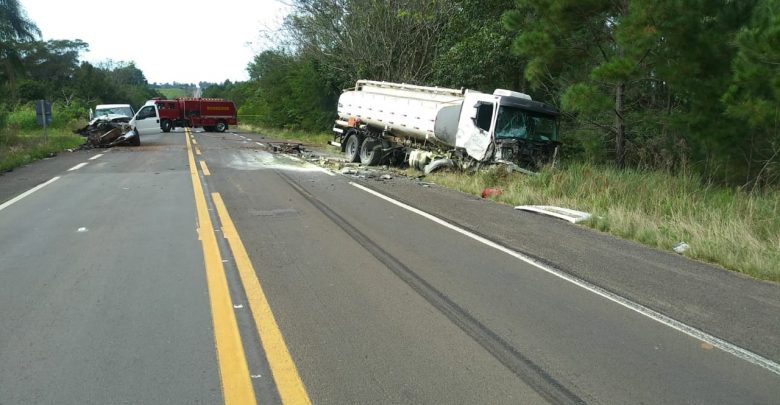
(0, 177, 60, 212)
(88, 153, 104, 161)
(348, 181, 780, 377)
(67, 162, 88, 171)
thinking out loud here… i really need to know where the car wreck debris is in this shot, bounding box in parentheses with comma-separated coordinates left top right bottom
(73, 116, 139, 148)
(481, 187, 504, 198)
(269, 142, 305, 154)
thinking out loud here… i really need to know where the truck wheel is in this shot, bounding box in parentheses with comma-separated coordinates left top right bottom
(359, 138, 381, 166)
(215, 121, 227, 133)
(161, 119, 172, 133)
(344, 133, 363, 163)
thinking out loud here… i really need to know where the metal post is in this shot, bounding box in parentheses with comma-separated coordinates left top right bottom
(41, 99, 48, 144)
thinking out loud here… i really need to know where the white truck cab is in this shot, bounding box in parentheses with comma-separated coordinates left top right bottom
(129, 101, 162, 135)
(91, 104, 134, 121)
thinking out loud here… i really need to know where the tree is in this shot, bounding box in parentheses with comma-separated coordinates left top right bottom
(432, 0, 525, 93)
(283, 0, 456, 86)
(503, 0, 757, 178)
(722, 0, 780, 187)
(243, 50, 336, 130)
(504, 0, 643, 167)
(17, 39, 88, 100)
(0, 0, 40, 102)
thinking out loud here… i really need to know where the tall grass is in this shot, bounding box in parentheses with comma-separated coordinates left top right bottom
(428, 162, 780, 283)
(0, 129, 84, 172)
(0, 103, 90, 172)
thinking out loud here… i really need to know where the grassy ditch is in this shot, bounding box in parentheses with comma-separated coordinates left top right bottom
(427, 162, 780, 283)
(0, 129, 84, 173)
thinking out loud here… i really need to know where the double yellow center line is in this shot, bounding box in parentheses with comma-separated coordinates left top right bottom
(185, 129, 311, 405)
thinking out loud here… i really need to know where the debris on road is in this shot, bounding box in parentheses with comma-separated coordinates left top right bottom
(673, 242, 690, 254)
(73, 116, 139, 148)
(481, 187, 504, 198)
(269, 142, 305, 154)
(514, 205, 592, 223)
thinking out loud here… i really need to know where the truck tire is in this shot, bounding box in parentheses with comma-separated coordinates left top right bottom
(215, 121, 227, 133)
(359, 138, 381, 166)
(161, 119, 172, 133)
(344, 133, 363, 163)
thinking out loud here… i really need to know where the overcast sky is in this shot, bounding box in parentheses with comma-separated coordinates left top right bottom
(21, 0, 291, 85)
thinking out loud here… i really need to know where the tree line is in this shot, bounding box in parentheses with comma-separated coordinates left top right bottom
(1, 0, 159, 128)
(206, 0, 779, 187)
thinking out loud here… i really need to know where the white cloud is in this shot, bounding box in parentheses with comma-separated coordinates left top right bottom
(20, 0, 290, 84)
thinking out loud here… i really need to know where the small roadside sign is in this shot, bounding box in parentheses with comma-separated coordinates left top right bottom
(35, 100, 52, 126)
(35, 100, 52, 142)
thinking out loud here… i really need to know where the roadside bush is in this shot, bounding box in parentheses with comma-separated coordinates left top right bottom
(6, 105, 38, 131)
(52, 101, 89, 129)
(4, 102, 89, 133)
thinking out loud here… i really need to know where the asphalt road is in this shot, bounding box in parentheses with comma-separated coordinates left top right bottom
(0, 129, 778, 404)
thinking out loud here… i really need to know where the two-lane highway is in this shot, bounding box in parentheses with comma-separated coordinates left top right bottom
(1, 129, 779, 404)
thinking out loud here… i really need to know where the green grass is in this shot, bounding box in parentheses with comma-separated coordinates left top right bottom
(238, 124, 333, 146)
(0, 129, 84, 172)
(426, 162, 780, 283)
(158, 87, 191, 99)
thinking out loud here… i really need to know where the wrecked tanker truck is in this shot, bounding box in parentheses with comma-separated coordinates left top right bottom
(330, 80, 561, 173)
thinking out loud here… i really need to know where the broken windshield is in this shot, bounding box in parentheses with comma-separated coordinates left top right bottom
(495, 106, 558, 142)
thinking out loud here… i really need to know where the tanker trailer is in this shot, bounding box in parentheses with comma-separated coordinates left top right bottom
(330, 80, 561, 172)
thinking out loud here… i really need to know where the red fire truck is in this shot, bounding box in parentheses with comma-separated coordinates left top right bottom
(151, 97, 238, 133)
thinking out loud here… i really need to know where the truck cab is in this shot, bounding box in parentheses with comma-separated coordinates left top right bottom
(129, 101, 162, 136)
(458, 90, 560, 168)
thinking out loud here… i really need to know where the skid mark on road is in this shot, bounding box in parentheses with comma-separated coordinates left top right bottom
(277, 171, 583, 405)
(349, 181, 780, 377)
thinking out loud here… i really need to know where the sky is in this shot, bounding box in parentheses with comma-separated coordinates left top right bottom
(20, 0, 291, 85)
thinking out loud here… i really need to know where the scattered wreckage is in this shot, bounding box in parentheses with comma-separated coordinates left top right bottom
(73, 114, 140, 148)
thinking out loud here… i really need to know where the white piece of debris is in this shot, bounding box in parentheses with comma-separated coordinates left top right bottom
(233, 304, 244, 309)
(77, 227, 88, 232)
(380, 174, 392, 180)
(672, 242, 690, 254)
(514, 205, 592, 223)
